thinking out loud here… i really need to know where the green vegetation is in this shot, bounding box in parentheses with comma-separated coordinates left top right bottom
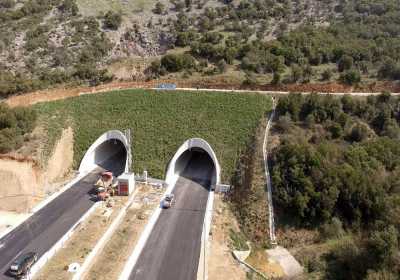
(2, 0, 400, 97)
(272, 92, 400, 278)
(0, 0, 114, 97)
(0, 104, 37, 153)
(229, 229, 249, 251)
(147, 0, 400, 86)
(35, 89, 271, 180)
(103, 11, 122, 30)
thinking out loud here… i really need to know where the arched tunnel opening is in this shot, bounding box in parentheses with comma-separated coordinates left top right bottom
(173, 148, 216, 190)
(79, 136, 128, 177)
(93, 139, 127, 176)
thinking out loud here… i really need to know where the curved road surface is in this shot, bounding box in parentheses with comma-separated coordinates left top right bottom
(0, 150, 126, 279)
(129, 152, 213, 280)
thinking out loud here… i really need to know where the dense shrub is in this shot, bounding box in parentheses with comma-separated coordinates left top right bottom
(160, 53, 195, 72)
(273, 93, 400, 226)
(103, 11, 122, 30)
(0, 104, 36, 153)
(58, 0, 78, 15)
(0, 0, 15, 9)
(340, 70, 361, 85)
(153, 2, 165, 15)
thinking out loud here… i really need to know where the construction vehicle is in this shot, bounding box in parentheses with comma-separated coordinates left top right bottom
(94, 171, 118, 203)
(94, 171, 117, 194)
(94, 171, 114, 192)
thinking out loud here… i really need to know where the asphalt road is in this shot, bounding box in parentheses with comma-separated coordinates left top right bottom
(129, 152, 213, 280)
(0, 150, 125, 279)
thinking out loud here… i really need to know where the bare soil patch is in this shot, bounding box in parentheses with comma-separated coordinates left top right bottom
(84, 184, 164, 280)
(208, 194, 246, 280)
(45, 127, 73, 183)
(5, 78, 400, 109)
(35, 196, 128, 280)
(246, 249, 285, 278)
(0, 127, 74, 212)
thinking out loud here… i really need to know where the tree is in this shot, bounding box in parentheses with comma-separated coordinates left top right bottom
(340, 70, 361, 85)
(175, 31, 197, 47)
(368, 226, 399, 267)
(321, 69, 333, 81)
(329, 122, 343, 139)
(217, 59, 227, 73)
(58, 0, 78, 15)
(382, 119, 400, 139)
(0, 0, 15, 9)
(149, 59, 166, 77)
(365, 269, 398, 280)
(348, 122, 371, 142)
(276, 115, 293, 132)
(103, 11, 122, 30)
(338, 55, 354, 72)
(160, 53, 195, 72)
(153, 2, 165, 15)
(242, 72, 257, 86)
(326, 238, 367, 280)
(184, 0, 192, 8)
(224, 47, 238, 64)
(272, 72, 281, 85)
(320, 217, 345, 240)
(290, 64, 303, 82)
(378, 57, 400, 80)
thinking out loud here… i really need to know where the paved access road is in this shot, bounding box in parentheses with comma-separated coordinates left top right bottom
(129, 152, 213, 280)
(0, 150, 125, 279)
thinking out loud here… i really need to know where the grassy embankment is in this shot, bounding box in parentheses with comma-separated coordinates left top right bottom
(34, 89, 272, 181)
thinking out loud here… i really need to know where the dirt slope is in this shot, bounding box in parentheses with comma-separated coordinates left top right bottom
(0, 127, 74, 213)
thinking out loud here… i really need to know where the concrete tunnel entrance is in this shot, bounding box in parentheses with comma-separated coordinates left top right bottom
(165, 138, 221, 188)
(79, 130, 129, 176)
(174, 149, 216, 188)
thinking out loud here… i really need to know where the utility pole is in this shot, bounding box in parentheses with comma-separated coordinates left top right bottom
(125, 129, 132, 173)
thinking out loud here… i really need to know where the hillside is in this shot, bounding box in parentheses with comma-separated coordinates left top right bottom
(2, 0, 400, 97)
(34, 89, 272, 180)
(270, 92, 400, 279)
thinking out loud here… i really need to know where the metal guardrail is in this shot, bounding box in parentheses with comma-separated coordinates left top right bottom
(264, 99, 277, 245)
(232, 251, 269, 280)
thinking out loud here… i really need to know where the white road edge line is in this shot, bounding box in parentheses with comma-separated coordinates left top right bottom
(197, 190, 215, 280)
(118, 174, 180, 280)
(0, 172, 88, 242)
(29, 201, 100, 278)
(72, 187, 139, 280)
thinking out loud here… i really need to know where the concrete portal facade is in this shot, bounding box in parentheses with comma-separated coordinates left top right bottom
(165, 138, 221, 186)
(79, 130, 129, 174)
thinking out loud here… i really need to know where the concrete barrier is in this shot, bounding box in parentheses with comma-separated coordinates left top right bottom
(197, 190, 215, 280)
(118, 174, 179, 280)
(72, 187, 138, 280)
(0, 172, 87, 242)
(29, 202, 100, 278)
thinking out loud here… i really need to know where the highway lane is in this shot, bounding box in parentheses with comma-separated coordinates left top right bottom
(129, 152, 213, 280)
(0, 150, 126, 279)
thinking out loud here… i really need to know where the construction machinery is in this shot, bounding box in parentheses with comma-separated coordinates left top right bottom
(94, 171, 118, 202)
